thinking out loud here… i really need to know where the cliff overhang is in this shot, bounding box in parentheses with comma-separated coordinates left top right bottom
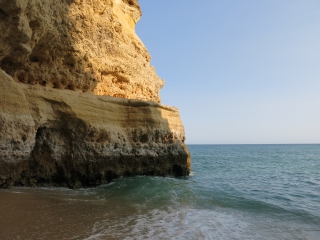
(0, 0, 190, 188)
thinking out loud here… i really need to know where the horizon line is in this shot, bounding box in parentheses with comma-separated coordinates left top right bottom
(186, 143, 320, 145)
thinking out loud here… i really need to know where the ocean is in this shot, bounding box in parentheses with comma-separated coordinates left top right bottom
(0, 144, 319, 239)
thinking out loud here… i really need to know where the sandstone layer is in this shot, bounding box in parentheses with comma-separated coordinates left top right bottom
(0, 0, 190, 188)
(0, 0, 163, 102)
(0, 70, 190, 188)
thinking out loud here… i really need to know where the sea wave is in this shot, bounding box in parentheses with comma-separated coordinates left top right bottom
(85, 207, 257, 240)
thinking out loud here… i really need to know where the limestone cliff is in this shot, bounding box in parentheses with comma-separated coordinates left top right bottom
(0, 0, 190, 188)
(0, 0, 162, 102)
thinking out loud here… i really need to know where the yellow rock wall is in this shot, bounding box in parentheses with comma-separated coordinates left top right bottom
(0, 0, 190, 188)
(0, 0, 163, 102)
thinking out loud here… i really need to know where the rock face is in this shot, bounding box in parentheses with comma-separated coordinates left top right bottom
(0, 0, 190, 188)
(0, 0, 163, 102)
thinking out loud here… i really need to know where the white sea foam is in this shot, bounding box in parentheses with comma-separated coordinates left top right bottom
(85, 208, 260, 240)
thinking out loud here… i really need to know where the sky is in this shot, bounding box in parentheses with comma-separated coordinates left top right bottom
(136, 0, 320, 144)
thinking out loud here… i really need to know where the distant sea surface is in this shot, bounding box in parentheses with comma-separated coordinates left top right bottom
(1, 144, 320, 239)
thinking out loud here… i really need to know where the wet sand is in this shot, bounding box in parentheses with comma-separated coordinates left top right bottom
(0, 189, 111, 240)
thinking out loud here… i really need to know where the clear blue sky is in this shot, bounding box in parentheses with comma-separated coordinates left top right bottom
(136, 0, 320, 144)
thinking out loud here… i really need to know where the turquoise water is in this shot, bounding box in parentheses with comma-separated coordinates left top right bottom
(0, 144, 319, 239)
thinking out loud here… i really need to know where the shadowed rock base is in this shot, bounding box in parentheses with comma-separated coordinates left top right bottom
(0, 148, 189, 188)
(0, 70, 191, 188)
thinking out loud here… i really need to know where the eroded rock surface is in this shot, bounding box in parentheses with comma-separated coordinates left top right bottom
(0, 0, 163, 102)
(0, 0, 190, 188)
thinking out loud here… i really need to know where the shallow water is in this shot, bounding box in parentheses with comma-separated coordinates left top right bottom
(0, 144, 319, 239)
